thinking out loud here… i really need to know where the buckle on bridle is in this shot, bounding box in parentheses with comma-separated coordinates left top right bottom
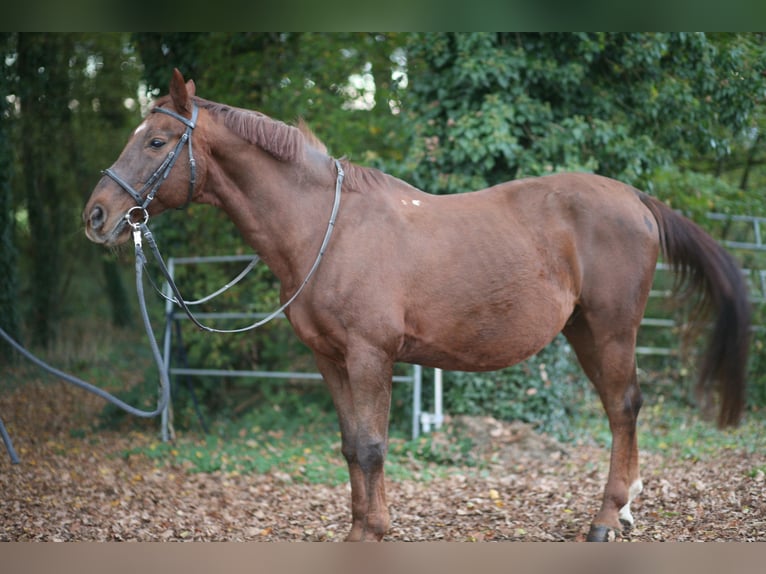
(126, 206, 149, 248)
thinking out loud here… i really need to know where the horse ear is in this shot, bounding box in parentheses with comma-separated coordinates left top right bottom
(186, 79, 196, 97)
(169, 68, 191, 113)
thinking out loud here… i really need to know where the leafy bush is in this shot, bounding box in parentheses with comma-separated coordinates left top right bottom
(648, 166, 765, 220)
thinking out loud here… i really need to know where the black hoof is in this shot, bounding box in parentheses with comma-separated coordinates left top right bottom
(586, 524, 618, 542)
(619, 518, 634, 532)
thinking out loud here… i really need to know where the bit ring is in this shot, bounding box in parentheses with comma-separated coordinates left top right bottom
(126, 206, 149, 229)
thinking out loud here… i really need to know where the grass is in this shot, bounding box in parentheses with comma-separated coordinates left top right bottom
(638, 398, 764, 460)
(118, 380, 766, 487)
(124, 396, 471, 485)
(1, 318, 158, 399)
(568, 384, 765, 460)
(136, 425, 350, 484)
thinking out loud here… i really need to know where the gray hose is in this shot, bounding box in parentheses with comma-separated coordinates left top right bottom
(0, 243, 171, 463)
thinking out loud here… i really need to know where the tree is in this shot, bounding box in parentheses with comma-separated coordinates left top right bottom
(2, 33, 144, 351)
(0, 33, 19, 360)
(399, 33, 766, 216)
(16, 33, 77, 348)
(67, 33, 143, 327)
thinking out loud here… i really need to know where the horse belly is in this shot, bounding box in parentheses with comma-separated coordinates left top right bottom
(399, 290, 573, 372)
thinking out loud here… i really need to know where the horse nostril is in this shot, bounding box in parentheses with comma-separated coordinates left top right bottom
(89, 205, 106, 231)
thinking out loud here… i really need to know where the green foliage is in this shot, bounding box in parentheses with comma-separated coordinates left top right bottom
(745, 330, 766, 407)
(67, 35, 144, 328)
(398, 33, 766, 195)
(648, 166, 762, 220)
(4, 33, 143, 348)
(133, 33, 407, 164)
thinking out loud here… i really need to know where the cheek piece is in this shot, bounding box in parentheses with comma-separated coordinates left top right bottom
(102, 103, 198, 225)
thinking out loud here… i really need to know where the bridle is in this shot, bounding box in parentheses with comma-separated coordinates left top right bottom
(101, 99, 344, 334)
(102, 103, 199, 224)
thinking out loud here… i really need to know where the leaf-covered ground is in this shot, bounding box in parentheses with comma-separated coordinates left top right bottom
(1, 381, 764, 542)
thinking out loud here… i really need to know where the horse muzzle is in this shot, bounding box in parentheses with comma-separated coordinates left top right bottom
(83, 201, 131, 246)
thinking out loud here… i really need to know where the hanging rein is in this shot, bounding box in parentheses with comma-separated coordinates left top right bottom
(0, 102, 344, 463)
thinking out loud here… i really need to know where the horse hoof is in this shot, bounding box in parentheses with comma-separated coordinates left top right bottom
(344, 526, 364, 542)
(586, 524, 619, 542)
(619, 517, 634, 532)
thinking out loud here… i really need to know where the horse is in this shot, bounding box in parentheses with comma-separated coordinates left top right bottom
(83, 69, 751, 542)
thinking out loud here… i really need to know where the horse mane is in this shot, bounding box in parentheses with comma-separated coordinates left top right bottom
(190, 97, 324, 161)
(295, 118, 328, 155)
(156, 95, 393, 192)
(340, 160, 394, 192)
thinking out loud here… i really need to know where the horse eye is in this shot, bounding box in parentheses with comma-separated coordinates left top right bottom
(149, 138, 166, 149)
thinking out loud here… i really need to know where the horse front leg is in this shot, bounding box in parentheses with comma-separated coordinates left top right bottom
(314, 350, 393, 541)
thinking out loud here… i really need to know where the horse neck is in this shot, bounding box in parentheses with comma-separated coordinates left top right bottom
(205, 141, 337, 289)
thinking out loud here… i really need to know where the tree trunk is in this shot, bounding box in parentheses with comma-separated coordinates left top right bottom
(739, 132, 762, 191)
(0, 33, 20, 360)
(17, 33, 75, 348)
(102, 258, 133, 327)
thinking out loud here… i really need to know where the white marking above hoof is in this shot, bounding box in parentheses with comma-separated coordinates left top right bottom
(618, 479, 643, 527)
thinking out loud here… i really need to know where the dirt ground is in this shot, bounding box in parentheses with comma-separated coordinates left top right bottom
(1, 381, 764, 542)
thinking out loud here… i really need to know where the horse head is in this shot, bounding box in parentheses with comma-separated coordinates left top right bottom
(83, 69, 201, 246)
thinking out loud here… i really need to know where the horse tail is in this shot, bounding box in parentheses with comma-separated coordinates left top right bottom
(638, 193, 750, 427)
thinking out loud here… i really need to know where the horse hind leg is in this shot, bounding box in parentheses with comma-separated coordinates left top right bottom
(563, 311, 644, 541)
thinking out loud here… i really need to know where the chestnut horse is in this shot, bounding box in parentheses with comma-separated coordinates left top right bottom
(83, 70, 750, 542)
